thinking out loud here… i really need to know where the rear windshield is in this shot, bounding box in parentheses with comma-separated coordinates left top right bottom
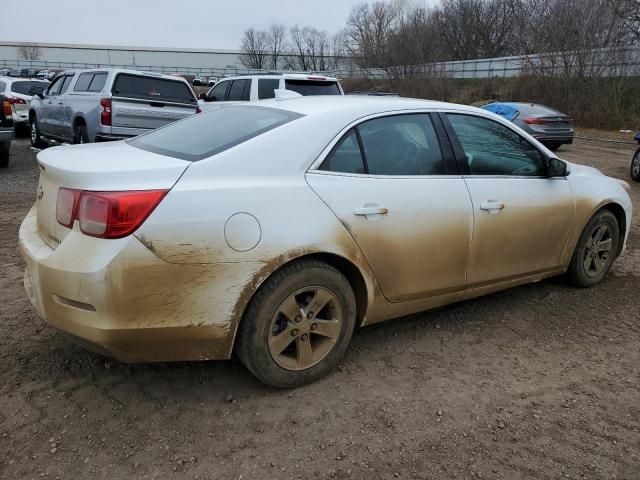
(129, 105, 303, 161)
(112, 74, 196, 104)
(11, 81, 49, 95)
(515, 104, 563, 117)
(284, 80, 341, 96)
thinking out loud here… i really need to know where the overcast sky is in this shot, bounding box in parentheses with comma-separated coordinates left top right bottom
(0, 0, 433, 50)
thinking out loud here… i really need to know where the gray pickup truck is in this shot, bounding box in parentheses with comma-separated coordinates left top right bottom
(0, 94, 14, 167)
(28, 68, 199, 146)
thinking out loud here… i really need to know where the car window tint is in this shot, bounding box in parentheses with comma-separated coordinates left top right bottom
(284, 80, 340, 96)
(129, 105, 303, 161)
(88, 73, 107, 92)
(358, 114, 445, 175)
(209, 81, 229, 101)
(447, 114, 546, 176)
(74, 73, 93, 91)
(258, 78, 280, 99)
(0, 81, 5, 92)
(228, 80, 248, 101)
(112, 74, 196, 104)
(60, 75, 73, 94)
(319, 130, 365, 174)
(10, 81, 48, 95)
(47, 76, 64, 96)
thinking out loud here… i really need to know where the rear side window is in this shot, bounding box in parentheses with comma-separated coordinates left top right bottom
(60, 76, 73, 94)
(285, 80, 340, 96)
(258, 78, 280, 99)
(74, 72, 107, 92)
(10, 81, 48, 95)
(320, 130, 365, 174)
(129, 105, 303, 161)
(0, 81, 6, 92)
(112, 74, 196, 104)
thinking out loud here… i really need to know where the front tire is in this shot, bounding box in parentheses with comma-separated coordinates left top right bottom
(30, 116, 46, 148)
(545, 142, 561, 151)
(568, 210, 620, 287)
(630, 148, 640, 181)
(73, 123, 89, 144)
(236, 260, 357, 388)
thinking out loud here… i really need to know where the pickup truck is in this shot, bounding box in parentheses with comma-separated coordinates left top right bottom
(0, 94, 14, 168)
(199, 73, 343, 109)
(28, 68, 199, 146)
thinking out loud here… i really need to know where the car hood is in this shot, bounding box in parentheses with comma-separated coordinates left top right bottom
(566, 162, 604, 177)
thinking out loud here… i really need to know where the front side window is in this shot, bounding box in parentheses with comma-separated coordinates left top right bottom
(47, 76, 65, 96)
(447, 114, 546, 176)
(60, 75, 74, 94)
(208, 81, 229, 101)
(129, 105, 303, 161)
(320, 114, 446, 176)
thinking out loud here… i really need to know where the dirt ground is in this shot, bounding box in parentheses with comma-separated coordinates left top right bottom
(0, 138, 638, 480)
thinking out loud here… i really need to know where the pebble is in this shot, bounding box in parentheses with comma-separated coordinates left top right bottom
(224, 394, 235, 403)
(436, 409, 443, 416)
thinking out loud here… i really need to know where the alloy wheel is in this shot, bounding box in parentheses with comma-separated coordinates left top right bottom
(583, 223, 613, 277)
(268, 287, 343, 371)
(31, 122, 37, 144)
(632, 152, 640, 178)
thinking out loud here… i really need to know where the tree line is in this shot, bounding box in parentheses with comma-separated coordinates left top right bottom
(240, 0, 640, 75)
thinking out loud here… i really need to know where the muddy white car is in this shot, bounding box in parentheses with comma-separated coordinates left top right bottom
(19, 97, 632, 387)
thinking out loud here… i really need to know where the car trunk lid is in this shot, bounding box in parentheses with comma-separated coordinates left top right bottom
(35, 141, 190, 248)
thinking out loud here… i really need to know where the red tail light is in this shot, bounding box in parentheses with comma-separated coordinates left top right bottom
(8, 97, 26, 105)
(524, 118, 548, 125)
(2, 100, 11, 116)
(100, 98, 112, 126)
(56, 188, 168, 239)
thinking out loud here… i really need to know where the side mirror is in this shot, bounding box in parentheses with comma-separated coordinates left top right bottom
(29, 85, 45, 97)
(548, 157, 568, 177)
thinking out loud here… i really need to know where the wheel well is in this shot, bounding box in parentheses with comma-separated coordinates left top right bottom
(599, 203, 626, 256)
(253, 252, 369, 328)
(73, 116, 86, 129)
(29, 110, 35, 123)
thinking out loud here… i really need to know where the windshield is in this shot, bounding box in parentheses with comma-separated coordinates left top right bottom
(129, 105, 303, 161)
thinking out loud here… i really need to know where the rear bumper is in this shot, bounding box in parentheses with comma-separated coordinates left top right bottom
(19, 206, 245, 362)
(532, 134, 574, 144)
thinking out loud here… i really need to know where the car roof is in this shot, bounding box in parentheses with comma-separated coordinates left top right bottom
(253, 95, 481, 118)
(220, 73, 340, 82)
(0, 76, 48, 82)
(55, 68, 191, 82)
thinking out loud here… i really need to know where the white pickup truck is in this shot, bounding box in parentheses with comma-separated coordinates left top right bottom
(198, 73, 344, 109)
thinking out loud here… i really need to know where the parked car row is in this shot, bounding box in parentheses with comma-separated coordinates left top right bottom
(0, 77, 51, 132)
(0, 68, 57, 80)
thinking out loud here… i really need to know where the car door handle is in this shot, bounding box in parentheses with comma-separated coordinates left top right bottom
(480, 201, 505, 213)
(353, 206, 389, 216)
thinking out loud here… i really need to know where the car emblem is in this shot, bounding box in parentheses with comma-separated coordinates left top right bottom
(149, 90, 161, 96)
(37, 185, 44, 200)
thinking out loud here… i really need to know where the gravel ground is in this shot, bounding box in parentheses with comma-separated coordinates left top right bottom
(0, 138, 639, 480)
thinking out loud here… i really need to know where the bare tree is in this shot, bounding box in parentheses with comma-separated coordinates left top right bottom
(239, 28, 269, 70)
(266, 23, 287, 70)
(17, 43, 41, 61)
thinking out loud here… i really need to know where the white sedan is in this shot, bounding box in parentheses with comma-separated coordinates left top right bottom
(19, 96, 632, 387)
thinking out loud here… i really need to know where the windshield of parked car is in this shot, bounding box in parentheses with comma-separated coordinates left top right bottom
(129, 105, 303, 161)
(284, 80, 341, 96)
(10, 81, 49, 95)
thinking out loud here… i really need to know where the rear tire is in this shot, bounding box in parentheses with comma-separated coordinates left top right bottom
(0, 142, 9, 168)
(568, 210, 619, 288)
(30, 116, 46, 148)
(236, 260, 357, 388)
(73, 122, 89, 144)
(630, 148, 640, 182)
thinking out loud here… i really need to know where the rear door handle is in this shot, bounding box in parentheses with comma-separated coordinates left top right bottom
(354, 206, 389, 216)
(480, 201, 505, 213)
